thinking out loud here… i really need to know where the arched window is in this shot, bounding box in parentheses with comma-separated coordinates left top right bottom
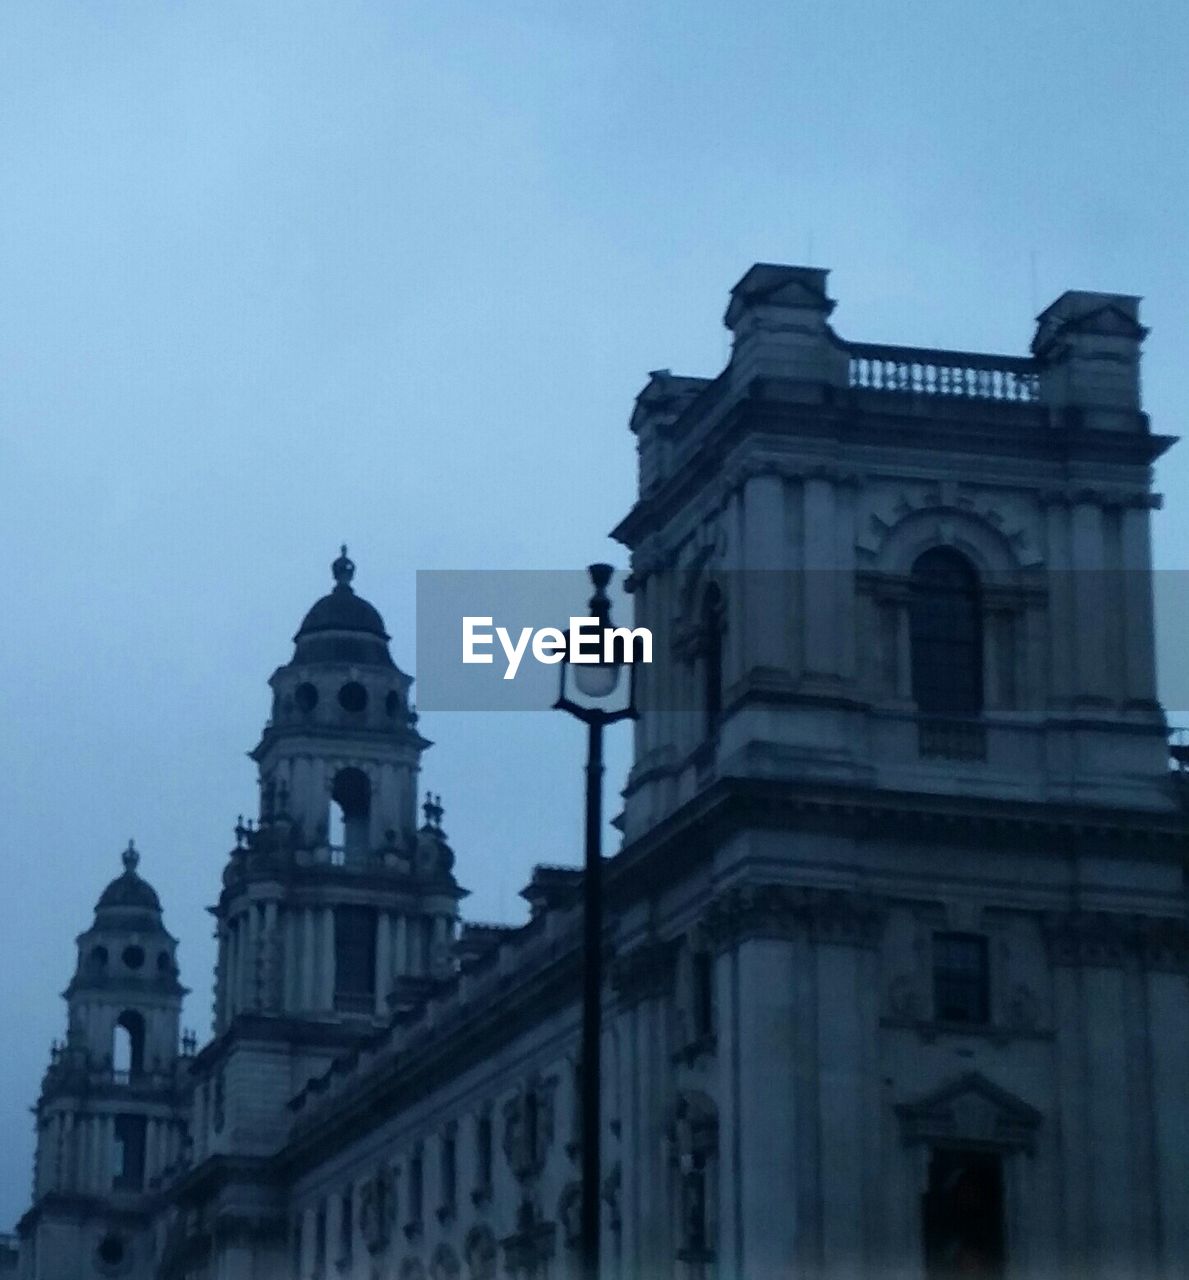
(909, 548, 983, 717)
(113, 1010, 145, 1078)
(702, 584, 724, 736)
(329, 767, 371, 862)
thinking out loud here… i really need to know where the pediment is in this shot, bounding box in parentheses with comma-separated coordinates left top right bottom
(895, 1071, 1041, 1152)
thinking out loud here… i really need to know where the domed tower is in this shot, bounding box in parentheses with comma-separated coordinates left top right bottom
(18, 843, 190, 1280)
(195, 549, 465, 1171)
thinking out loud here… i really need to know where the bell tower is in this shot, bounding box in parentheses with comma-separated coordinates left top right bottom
(184, 548, 465, 1271)
(18, 843, 190, 1280)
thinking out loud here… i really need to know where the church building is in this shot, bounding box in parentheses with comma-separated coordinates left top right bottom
(17, 264, 1189, 1280)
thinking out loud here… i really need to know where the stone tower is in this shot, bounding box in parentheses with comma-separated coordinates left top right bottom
(609, 266, 1187, 1277)
(179, 548, 465, 1273)
(618, 265, 1170, 841)
(18, 843, 190, 1280)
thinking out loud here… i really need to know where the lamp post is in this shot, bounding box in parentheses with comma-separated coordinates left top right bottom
(554, 563, 638, 1280)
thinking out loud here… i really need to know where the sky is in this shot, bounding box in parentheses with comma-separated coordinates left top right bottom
(1, 0, 1188, 1231)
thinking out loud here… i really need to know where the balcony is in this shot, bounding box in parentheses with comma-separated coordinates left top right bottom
(846, 342, 1040, 403)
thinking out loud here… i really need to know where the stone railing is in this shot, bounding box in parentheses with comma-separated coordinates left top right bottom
(846, 341, 1041, 403)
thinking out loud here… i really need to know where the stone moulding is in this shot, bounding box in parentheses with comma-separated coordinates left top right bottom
(895, 1071, 1041, 1154)
(705, 883, 885, 950)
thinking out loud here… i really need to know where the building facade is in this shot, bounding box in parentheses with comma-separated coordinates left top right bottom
(18, 264, 1189, 1280)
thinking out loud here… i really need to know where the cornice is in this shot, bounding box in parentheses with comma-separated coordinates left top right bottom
(1042, 910, 1189, 972)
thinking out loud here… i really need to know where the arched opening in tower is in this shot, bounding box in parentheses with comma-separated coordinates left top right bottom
(113, 1009, 145, 1079)
(329, 767, 371, 863)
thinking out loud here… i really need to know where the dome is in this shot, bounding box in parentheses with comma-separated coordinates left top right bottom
(96, 840, 162, 913)
(292, 546, 393, 667)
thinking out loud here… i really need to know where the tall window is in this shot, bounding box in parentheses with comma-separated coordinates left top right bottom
(334, 906, 377, 1013)
(112, 1010, 145, 1078)
(476, 1112, 492, 1193)
(933, 933, 990, 1025)
(339, 1183, 353, 1265)
(113, 1114, 146, 1190)
(440, 1130, 457, 1217)
(329, 767, 371, 862)
(692, 950, 714, 1039)
(313, 1200, 326, 1278)
(409, 1147, 424, 1227)
(910, 548, 983, 716)
(702, 584, 724, 735)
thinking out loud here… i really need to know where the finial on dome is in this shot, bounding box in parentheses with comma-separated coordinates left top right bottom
(332, 544, 355, 589)
(122, 839, 139, 873)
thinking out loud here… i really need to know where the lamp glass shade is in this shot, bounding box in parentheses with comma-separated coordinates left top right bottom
(573, 662, 621, 699)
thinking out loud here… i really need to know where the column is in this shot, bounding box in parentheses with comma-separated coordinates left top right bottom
(395, 914, 408, 978)
(244, 904, 258, 1010)
(375, 910, 391, 1014)
(282, 909, 295, 1011)
(1121, 504, 1158, 704)
(802, 474, 837, 681)
(320, 906, 336, 1006)
(302, 908, 316, 1011)
(742, 471, 787, 674)
(731, 938, 799, 1278)
(263, 900, 279, 1010)
(1070, 498, 1107, 701)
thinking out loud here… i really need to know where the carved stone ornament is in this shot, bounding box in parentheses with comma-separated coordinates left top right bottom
(558, 1182, 582, 1248)
(464, 1225, 498, 1280)
(502, 1077, 557, 1182)
(429, 1243, 461, 1280)
(1042, 911, 1189, 972)
(359, 1163, 397, 1255)
(896, 1071, 1041, 1154)
(705, 884, 885, 951)
(610, 937, 681, 1005)
(501, 1199, 556, 1278)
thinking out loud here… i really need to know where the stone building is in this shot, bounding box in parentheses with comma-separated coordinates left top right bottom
(17, 264, 1189, 1280)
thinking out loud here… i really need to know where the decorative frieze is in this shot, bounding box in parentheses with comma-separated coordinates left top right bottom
(610, 937, 681, 1004)
(705, 884, 885, 950)
(1042, 911, 1189, 971)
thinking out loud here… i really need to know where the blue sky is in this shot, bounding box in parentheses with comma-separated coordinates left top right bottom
(1, 0, 1187, 1229)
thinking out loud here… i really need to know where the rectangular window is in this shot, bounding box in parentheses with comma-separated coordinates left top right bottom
(334, 905, 377, 1012)
(693, 951, 714, 1037)
(933, 933, 990, 1025)
(441, 1131, 456, 1211)
(112, 1114, 146, 1190)
(476, 1113, 492, 1189)
(313, 1201, 326, 1277)
(339, 1183, 353, 1263)
(409, 1148, 423, 1224)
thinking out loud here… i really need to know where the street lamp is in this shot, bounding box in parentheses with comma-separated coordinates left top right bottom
(554, 563, 638, 1280)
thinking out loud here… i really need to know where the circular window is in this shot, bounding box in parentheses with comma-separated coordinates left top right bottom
(338, 681, 368, 713)
(90, 945, 109, 969)
(385, 690, 402, 717)
(96, 1233, 127, 1272)
(122, 945, 145, 971)
(295, 681, 319, 713)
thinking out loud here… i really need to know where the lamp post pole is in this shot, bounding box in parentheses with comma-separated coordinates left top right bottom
(553, 563, 638, 1280)
(580, 713, 604, 1280)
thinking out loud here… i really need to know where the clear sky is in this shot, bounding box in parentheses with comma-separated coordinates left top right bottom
(1, 0, 1187, 1230)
